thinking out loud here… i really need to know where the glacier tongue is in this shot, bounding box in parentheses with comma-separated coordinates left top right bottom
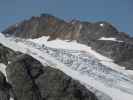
(0, 33, 133, 100)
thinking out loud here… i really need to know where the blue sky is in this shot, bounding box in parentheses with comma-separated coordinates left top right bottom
(0, 0, 133, 36)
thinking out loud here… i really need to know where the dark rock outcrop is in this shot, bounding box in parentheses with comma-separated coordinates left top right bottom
(36, 66, 97, 100)
(6, 55, 97, 100)
(0, 44, 20, 65)
(90, 40, 133, 70)
(0, 71, 16, 100)
(6, 55, 43, 100)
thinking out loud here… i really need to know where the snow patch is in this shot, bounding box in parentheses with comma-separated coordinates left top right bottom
(10, 97, 14, 100)
(8, 61, 11, 64)
(100, 23, 104, 27)
(99, 37, 123, 42)
(0, 63, 7, 77)
(28, 37, 91, 51)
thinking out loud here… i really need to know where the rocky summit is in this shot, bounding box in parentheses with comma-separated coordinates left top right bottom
(2, 14, 130, 41)
(0, 14, 133, 100)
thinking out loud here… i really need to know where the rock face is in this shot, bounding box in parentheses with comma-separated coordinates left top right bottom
(2, 13, 133, 69)
(90, 40, 133, 69)
(0, 44, 97, 100)
(3, 14, 127, 41)
(2, 14, 81, 41)
(0, 44, 19, 65)
(0, 71, 11, 100)
(6, 55, 43, 100)
(2, 14, 130, 41)
(36, 67, 97, 100)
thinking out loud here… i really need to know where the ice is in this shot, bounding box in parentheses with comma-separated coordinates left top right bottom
(0, 33, 133, 100)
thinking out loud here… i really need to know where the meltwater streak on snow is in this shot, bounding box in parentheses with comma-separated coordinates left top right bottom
(0, 33, 133, 100)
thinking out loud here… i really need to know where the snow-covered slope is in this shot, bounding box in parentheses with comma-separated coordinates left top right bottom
(0, 33, 133, 100)
(28, 36, 133, 76)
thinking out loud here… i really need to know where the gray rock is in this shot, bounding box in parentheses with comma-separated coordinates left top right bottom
(0, 71, 13, 100)
(90, 40, 133, 69)
(36, 66, 97, 100)
(6, 55, 43, 100)
(0, 44, 20, 65)
(6, 54, 97, 100)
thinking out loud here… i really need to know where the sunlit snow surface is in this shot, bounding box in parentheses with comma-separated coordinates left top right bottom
(0, 33, 133, 100)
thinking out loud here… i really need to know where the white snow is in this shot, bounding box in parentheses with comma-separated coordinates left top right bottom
(28, 36, 92, 51)
(98, 37, 123, 42)
(28, 36, 133, 76)
(8, 61, 11, 64)
(100, 23, 104, 27)
(0, 63, 7, 77)
(0, 33, 133, 100)
(10, 97, 14, 100)
(99, 37, 116, 41)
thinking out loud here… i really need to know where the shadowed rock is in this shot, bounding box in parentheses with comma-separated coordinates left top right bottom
(0, 71, 16, 100)
(6, 54, 97, 100)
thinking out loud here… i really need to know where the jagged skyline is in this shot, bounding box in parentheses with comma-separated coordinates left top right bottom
(0, 0, 133, 36)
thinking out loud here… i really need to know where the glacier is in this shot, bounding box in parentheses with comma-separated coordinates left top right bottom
(0, 33, 133, 100)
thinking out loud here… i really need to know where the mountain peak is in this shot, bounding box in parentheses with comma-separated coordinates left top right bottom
(2, 13, 130, 42)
